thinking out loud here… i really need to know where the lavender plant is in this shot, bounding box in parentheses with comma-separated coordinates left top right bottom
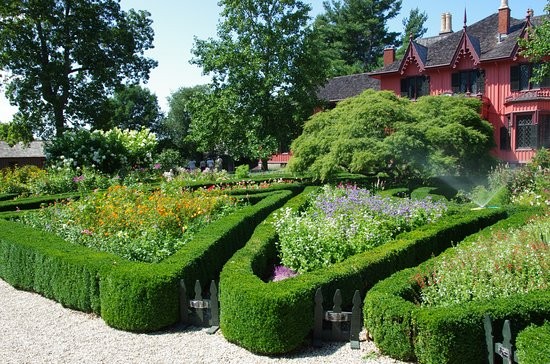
(273, 184, 447, 273)
(419, 216, 550, 307)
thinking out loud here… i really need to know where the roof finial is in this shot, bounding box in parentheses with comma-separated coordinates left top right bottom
(463, 8, 467, 29)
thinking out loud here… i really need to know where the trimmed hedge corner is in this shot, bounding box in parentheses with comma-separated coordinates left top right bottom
(516, 321, 550, 364)
(0, 185, 303, 331)
(363, 208, 548, 363)
(219, 188, 507, 355)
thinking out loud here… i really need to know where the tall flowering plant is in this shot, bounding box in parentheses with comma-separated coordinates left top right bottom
(273, 184, 447, 273)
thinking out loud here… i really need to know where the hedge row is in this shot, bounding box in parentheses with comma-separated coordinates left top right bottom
(516, 321, 550, 364)
(0, 186, 303, 332)
(0, 192, 81, 212)
(363, 207, 547, 363)
(219, 189, 507, 355)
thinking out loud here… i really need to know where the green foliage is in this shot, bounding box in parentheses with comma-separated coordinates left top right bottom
(290, 92, 495, 181)
(220, 188, 506, 354)
(313, 0, 402, 76)
(519, 2, 550, 83)
(363, 208, 548, 363)
(97, 85, 163, 133)
(396, 7, 428, 58)
(20, 185, 241, 263)
(44, 128, 157, 174)
(0, 117, 34, 146)
(234, 165, 250, 179)
(419, 216, 550, 307)
(0, 187, 302, 331)
(516, 321, 550, 364)
(155, 149, 182, 171)
(190, 0, 328, 163)
(273, 184, 448, 272)
(0, 0, 157, 137)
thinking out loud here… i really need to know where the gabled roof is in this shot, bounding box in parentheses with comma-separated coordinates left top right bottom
(451, 28, 482, 68)
(370, 12, 545, 76)
(0, 141, 45, 158)
(317, 73, 380, 102)
(400, 40, 428, 73)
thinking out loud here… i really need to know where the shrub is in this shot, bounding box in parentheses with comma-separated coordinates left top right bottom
(516, 321, 550, 364)
(235, 164, 250, 179)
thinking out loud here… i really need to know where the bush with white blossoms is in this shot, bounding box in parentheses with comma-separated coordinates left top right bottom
(45, 127, 158, 174)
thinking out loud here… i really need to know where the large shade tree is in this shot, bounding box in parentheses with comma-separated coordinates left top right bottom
(314, 0, 402, 77)
(0, 0, 157, 137)
(190, 0, 328, 168)
(289, 90, 494, 181)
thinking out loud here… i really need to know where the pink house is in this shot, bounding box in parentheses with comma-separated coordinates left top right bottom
(369, 0, 550, 164)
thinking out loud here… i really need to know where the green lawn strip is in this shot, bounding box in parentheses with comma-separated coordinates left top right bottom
(219, 189, 506, 355)
(363, 207, 547, 363)
(0, 186, 303, 332)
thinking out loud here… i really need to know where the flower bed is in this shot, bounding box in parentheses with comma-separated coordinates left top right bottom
(19, 184, 240, 262)
(273, 184, 447, 273)
(363, 207, 549, 363)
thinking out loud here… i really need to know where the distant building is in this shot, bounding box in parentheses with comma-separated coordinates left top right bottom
(317, 73, 380, 109)
(0, 141, 46, 169)
(369, 0, 549, 164)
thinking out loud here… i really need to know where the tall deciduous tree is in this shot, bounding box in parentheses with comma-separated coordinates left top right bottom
(191, 0, 328, 169)
(0, 0, 157, 137)
(396, 7, 428, 58)
(520, 1, 550, 83)
(314, 0, 402, 77)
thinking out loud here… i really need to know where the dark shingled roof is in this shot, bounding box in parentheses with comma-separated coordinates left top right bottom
(370, 13, 546, 76)
(317, 73, 380, 102)
(0, 141, 45, 158)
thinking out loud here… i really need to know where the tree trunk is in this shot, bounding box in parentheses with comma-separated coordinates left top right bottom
(261, 157, 269, 171)
(53, 101, 66, 137)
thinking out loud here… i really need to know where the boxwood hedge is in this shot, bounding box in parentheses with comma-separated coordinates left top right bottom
(219, 189, 507, 355)
(516, 321, 550, 364)
(0, 184, 304, 332)
(363, 207, 548, 363)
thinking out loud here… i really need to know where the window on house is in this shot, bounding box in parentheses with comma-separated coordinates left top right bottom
(400, 76, 429, 99)
(540, 114, 550, 149)
(516, 114, 537, 149)
(500, 127, 511, 151)
(511, 64, 550, 91)
(452, 69, 485, 94)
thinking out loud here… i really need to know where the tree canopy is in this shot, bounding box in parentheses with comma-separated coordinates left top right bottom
(396, 7, 428, 58)
(190, 0, 328, 166)
(0, 0, 157, 137)
(289, 90, 495, 181)
(520, 1, 550, 82)
(313, 0, 402, 77)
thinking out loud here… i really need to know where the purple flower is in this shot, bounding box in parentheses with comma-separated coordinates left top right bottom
(153, 163, 162, 170)
(272, 265, 298, 281)
(73, 175, 85, 183)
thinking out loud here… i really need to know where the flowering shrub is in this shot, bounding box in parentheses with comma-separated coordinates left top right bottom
(273, 184, 448, 273)
(418, 216, 550, 307)
(20, 184, 240, 262)
(271, 265, 298, 281)
(0, 165, 46, 195)
(44, 127, 157, 174)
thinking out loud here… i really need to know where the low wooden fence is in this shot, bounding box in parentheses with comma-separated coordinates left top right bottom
(179, 279, 220, 334)
(484, 314, 518, 364)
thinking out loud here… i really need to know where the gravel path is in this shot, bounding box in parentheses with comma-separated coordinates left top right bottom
(0, 279, 411, 364)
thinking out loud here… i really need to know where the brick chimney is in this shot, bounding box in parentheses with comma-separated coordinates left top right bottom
(383, 46, 395, 66)
(439, 12, 453, 35)
(499, 0, 511, 35)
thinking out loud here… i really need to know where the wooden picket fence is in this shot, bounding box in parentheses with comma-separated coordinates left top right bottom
(179, 279, 220, 334)
(484, 314, 519, 364)
(313, 288, 362, 349)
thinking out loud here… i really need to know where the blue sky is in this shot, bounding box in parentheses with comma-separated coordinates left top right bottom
(0, 0, 546, 121)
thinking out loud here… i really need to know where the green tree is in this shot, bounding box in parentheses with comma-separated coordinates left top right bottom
(0, 115, 34, 146)
(289, 90, 494, 181)
(160, 85, 210, 156)
(0, 0, 157, 137)
(191, 0, 328, 169)
(98, 85, 163, 133)
(396, 7, 428, 58)
(314, 0, 402, 77)
(520, 1, 550, 83)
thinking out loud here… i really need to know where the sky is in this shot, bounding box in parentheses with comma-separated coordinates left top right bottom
(0, 0, 546, 122)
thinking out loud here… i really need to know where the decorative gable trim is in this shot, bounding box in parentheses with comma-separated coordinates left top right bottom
(451, 30, 481, 68)
(399, 38, 428, 74)
(511, 15, 533, 61)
